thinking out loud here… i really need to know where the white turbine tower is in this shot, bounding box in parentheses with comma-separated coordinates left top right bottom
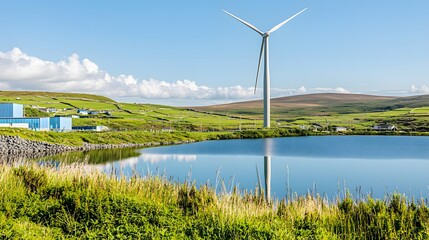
(223, 8, 307, 128)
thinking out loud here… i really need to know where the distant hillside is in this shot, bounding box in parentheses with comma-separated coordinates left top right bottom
(0, 91, 117, 111)
(191, 93, 429, 117)
(195, 93, 394, 110)
(0, 90, 428, 132)
(375, 95, 429, 110)
(0, 91, 115, 103)
(0, 90, 262, 131)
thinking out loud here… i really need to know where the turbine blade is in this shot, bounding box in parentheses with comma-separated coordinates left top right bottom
(222, 9, 263, 35)
(254, 38, 265, 94)
(268, 7, 307, 34)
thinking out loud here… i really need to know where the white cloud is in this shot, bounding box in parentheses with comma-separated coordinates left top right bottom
(411, 84, 429, 94)
(298, 86, 306, 93)
(270, 86, 308, 96)
(0, 48, 353, 102)
(0, 48, 257, 100)
(93, 154, 197, 172)
(312, 87, 350, 94)
(333, 87, 350, 93)
(139, 154, 197, 164)
(270, 86, 350, 97)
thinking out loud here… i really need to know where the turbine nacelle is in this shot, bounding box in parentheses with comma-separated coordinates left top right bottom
(262, 33, 270, 38)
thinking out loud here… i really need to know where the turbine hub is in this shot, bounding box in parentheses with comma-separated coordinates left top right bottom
(263, 32, 270, 37)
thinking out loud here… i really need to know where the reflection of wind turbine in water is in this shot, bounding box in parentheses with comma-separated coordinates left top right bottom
(264, 157, 271, 201)
(222, 8, 307, 128)
(264, 138, 273, 201)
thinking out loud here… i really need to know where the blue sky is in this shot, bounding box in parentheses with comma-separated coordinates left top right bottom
(0, 0, 428, 105)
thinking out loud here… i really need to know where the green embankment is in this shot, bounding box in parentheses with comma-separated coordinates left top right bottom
(1, 164, 428, 239)
(0, 128, 310, 147)
(23, 106, 50, 117)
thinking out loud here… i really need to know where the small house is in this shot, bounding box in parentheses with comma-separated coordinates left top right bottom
(47, 108, 58, 113)
(39, 107, 58, 113)
(334, 126, 347, 132)
(373, 124, 396, 131)
(72, 125, 109, 132)
(77, 109, 88, 115)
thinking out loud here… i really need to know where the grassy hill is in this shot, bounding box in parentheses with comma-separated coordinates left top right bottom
(192, 93, 429, 131)
(0, 90, 115, 107)
(2, 91, 429, 133)
(0, 91, 262, 131)
(192, 93, 400, 116)
(195, 93, 393, 110)
(192, 93, 429, 116)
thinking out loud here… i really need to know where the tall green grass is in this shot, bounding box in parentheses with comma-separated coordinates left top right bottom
(1, 163, 428, 239)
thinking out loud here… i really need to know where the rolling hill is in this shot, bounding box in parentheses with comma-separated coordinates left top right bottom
(193, 93, 393, 110)
(2, 90, 429, 132)
(0, 91, 115, 103)
(0, 91, 117, 111)
(0, 91, 261, 131)
(191, 93, 429, 117)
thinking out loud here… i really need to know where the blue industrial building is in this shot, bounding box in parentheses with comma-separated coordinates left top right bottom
(0, 117, 50, 130)
(49, 117, 72, 131)
(0, 103, 23, 118)
(0, 103, 72, 131)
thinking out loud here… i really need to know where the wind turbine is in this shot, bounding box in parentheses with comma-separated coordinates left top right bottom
(223, 8, 307, 128)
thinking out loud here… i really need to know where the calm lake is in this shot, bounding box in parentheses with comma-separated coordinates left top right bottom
(42, 136, 429, 199)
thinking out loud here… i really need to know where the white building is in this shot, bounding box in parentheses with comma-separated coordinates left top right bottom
(373, 124, 396, 131)
(335, 126, 347, 132)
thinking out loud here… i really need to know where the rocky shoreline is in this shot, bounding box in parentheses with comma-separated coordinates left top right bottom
(0, 135, 195, 161)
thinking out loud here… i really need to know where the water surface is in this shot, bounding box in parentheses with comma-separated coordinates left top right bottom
(87, 136, 429, 198)
(47, 136, 429, 199)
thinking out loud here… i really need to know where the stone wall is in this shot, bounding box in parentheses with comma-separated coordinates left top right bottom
(0, 135, 194, 160)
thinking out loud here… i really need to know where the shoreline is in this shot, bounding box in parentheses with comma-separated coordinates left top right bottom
(1, 129, 428, 160)
(0, 134, 197, 161)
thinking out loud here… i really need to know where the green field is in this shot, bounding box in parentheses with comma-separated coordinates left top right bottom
(0, 127, 310, 148)
(194, 93, 429, 132)
(2, 91, 429, 136)
(0, 91, 264, 131)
